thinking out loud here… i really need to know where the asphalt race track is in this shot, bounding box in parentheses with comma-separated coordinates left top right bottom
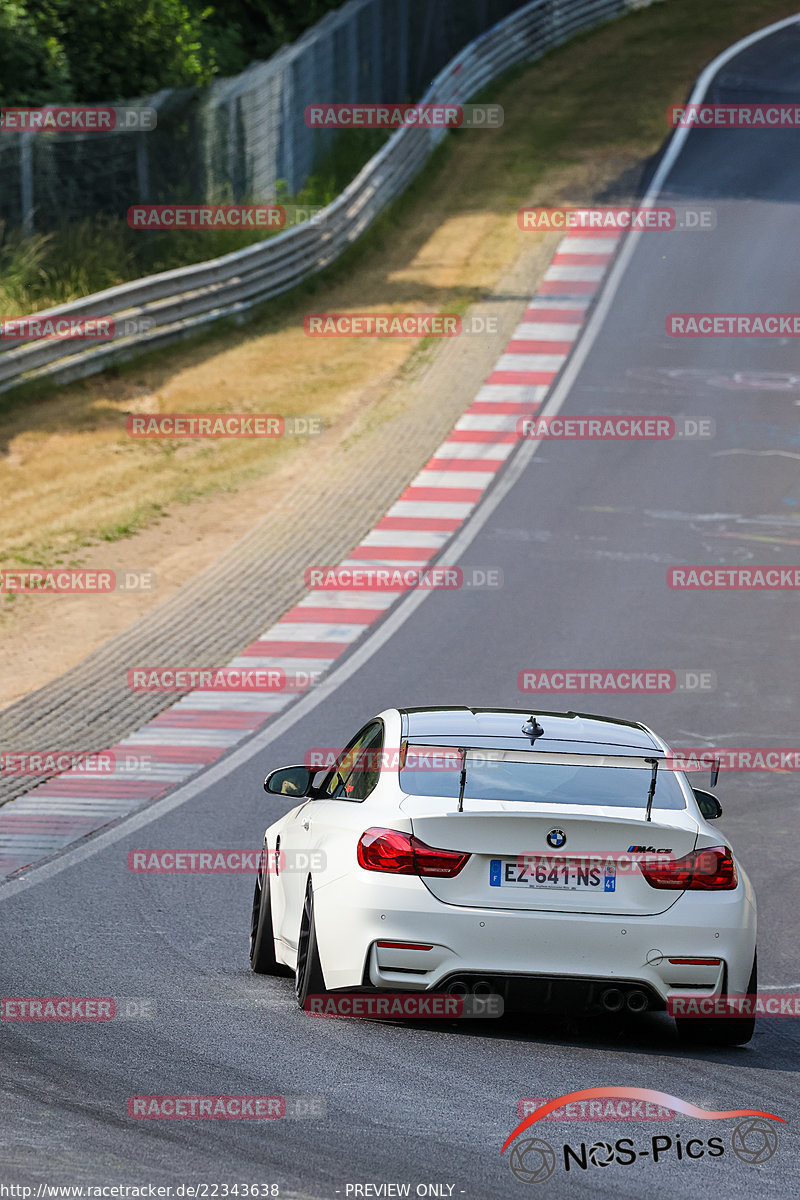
(2, 18, 799, 1200)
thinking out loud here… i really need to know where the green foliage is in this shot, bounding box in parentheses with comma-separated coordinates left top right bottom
(0, 2, 349, 105)
(288, 129, 389, 206)
(0, 2, 72, 105)
(197, 1, 349, 67)
(31, 1, 217, 100)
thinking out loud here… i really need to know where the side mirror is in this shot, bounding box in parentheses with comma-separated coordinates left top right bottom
(692, 787, 723, 820)
(264, 764, 315, 797)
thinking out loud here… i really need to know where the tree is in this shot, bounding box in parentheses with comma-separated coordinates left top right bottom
(12, 1, 217, 103)
(0, 2, 72, 105)
(0, 0, 347, 106)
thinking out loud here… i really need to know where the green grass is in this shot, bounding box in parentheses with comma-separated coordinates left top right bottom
(0, 128, 387, 317)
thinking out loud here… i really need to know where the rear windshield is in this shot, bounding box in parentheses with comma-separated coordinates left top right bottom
(399, 750, 686, 811)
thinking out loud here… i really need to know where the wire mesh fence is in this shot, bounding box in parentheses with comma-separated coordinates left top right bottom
(0, 0, 531, 236)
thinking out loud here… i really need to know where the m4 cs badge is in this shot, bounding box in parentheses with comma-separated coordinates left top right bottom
(628, 845, 673, 853)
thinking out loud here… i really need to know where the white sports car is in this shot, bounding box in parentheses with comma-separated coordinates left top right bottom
(249, 706, 757, 1044)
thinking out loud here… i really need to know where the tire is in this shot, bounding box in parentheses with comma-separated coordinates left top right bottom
(675, 950, 757, 1047)
(249, 858, 281, 975)
(295, 881, 327, 1009)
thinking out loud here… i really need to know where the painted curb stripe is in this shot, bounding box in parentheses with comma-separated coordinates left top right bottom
(0, 230, 619, 877)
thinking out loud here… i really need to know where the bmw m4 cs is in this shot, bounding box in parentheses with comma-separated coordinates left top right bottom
(249, 707, 757, 1045)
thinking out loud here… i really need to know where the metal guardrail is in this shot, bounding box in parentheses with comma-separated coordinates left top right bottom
(0, 0, 637, 397)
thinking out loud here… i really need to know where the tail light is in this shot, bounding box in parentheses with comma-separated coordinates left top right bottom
(640, 845, 737, 890)
(357, 827, 470, 878)
(667, 957, 721, 966)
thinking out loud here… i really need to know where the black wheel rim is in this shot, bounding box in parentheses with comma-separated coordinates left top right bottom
(249, 879, 261, 962)
(295, 888, 312, 1000)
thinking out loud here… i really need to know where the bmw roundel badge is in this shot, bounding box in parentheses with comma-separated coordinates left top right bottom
(546, 828, 566, 849)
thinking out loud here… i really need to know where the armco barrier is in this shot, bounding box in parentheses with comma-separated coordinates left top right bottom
(0, 0, 644, 397)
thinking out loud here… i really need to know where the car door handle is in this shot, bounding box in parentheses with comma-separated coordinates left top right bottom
(302, 818, 311, 830)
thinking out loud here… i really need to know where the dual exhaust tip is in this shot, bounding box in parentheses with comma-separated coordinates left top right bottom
(599, 986, 649, 1014)
(446, 979, 493, 997)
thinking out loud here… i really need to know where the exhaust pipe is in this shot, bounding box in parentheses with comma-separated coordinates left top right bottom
(446, 979, 469, 996)
(471, 980, 494, 996)
(599, 987, 625, 1013)
(626, 989, 649, 1014)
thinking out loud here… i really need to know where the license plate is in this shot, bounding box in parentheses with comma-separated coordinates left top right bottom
(489, 857, 615, 892)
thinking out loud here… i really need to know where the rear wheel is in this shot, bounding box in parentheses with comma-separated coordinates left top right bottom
(295, 881, 327, 1009)
(249, 857, 281, 975)
(675, 951, 757, 1046)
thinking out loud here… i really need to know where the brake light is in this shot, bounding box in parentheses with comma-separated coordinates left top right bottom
(640, 846, 737, 890)
(376, 940, 433, 950)
(357, 827, 470, 877)
(667, 958, 721, 966)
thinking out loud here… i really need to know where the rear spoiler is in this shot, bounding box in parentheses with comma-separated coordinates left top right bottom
(401, 744, 674, 818)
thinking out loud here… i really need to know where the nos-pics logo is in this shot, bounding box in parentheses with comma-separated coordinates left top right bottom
(502, 1088, 783, 1183)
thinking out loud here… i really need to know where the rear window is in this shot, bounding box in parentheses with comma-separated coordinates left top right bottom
(399, 748, 685, 811)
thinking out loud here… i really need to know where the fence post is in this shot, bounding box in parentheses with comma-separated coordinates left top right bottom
(281, 62, 296, 194)
(370, 0, 382, 100)
(20, 131, 34, 237)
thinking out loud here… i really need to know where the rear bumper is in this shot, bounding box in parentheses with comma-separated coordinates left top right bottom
(312, 871, 756, 1002)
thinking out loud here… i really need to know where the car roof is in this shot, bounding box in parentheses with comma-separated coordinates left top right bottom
(398, 706, 664, 757)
